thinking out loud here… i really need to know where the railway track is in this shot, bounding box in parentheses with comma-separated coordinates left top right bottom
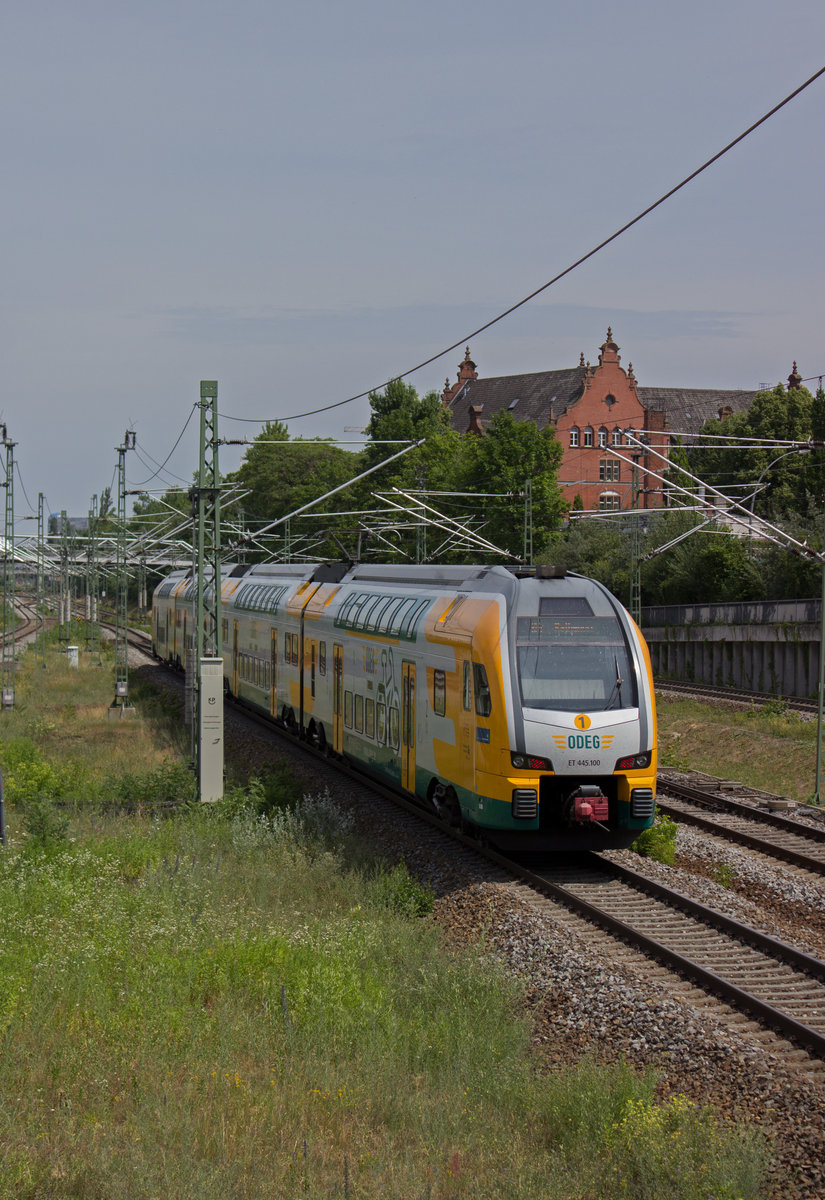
(657, 770, 825, 875)
(189, 680, 825, 1071)
(655, 676, 818, 714)
(518, 852, 825, 1063)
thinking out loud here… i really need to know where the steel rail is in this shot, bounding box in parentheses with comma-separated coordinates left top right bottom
(658, 787, 825, 875)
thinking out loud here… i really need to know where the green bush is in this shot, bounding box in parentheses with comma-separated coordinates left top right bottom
(21, 791, 69, 849)
(631, 811, 679, 865)
(104, 761, 197, 807)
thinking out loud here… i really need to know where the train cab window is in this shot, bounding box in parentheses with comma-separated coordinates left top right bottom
(389, 705, 400, 749)
(377, 702, 387, 744)
(319, 641, 327, 676)
(433, 669, 446, 717)
(473, 663, 492, 717)
(516, 611, 637, 711)
(344, 691, 353, 728)
(365, 697, 375, 739)
(354, 694, 364, 732)
(462, 661, 472, 711)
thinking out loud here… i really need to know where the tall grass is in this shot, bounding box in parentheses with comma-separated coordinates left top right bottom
(0, 644, 768, 1197)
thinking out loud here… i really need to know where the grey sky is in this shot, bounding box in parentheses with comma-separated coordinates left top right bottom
(2, 0, 823, 517)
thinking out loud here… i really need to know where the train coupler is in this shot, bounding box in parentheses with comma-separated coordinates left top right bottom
(565, 785, 610, 829)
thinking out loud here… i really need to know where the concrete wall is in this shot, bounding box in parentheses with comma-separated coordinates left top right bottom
(640, 599, 822, 699)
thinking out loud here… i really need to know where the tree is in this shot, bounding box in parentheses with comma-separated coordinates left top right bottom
(462, 412, 565, 559)
(228, 422, 359, 559)
(689, 384, 817, 518)
(359, 384, 565, 562)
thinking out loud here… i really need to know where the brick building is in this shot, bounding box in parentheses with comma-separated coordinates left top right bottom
(442, 330, 759, 512)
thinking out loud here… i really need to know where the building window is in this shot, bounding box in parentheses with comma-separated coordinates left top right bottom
(604, 393, 616, 408)
(598, 427, 607, 448)
(584, 427, 593, 447)
(612, 427, 622, 446)
(599, 459, 621, 483)
(599, 492, 620, 511)
(569, 426, 579, 447)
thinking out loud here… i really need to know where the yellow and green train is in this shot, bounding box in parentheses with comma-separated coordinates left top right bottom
(153, 561, 657, 851)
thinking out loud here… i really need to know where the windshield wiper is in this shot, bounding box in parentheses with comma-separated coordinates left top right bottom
(604, 655, 624, 710)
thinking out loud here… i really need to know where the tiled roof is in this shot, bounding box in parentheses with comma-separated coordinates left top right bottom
(638, 388, 757, 436)
(447, 367, 585, 431)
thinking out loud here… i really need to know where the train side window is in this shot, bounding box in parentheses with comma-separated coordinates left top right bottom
(311, 643, 316, 698)
(389, 705, 400, 749)
(344, 691, 353, 727)
(377, 597, 403, 634)
(319, 641, 327, 676)
(377, 702, 387, 744)
(433, 669, 446, 717)
(354, 694, 363, 732)
(365, 697, 375, 739)
(292, 634, 299, 666)
(473, 663, 492, 717)
(462, 661, 472, 711)
(283, 634, 289, 663)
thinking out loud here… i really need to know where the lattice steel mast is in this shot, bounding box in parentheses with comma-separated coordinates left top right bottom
(110, 432, 135, 714)
(1, 428, 16, 708)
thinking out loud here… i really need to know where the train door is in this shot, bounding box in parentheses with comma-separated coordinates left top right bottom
(269, 629, 278, 717)
(332, 644, 344, 753)
(402, 661, 416, 793)
(460, 658, 473, 769)
(232, 621, 239, 695)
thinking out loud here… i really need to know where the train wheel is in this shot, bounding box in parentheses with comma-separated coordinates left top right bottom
(315, 723, 327, 754)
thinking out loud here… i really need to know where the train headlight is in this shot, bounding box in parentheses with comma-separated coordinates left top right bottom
(614, 751, 652, 771)
(511, 752, 553, 771)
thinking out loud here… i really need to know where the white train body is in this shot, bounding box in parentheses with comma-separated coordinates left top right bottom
(153, 561, 657, 851)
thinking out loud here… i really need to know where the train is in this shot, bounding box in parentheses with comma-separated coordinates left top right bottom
(152, 561, 657, 852)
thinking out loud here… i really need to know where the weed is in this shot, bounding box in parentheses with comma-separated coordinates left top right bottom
(631, 811, 679, 865)
(713, 861, 737, 889)
(366, 860, 435, 918)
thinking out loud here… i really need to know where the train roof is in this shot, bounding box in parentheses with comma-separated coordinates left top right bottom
(206, 561, 579, 592)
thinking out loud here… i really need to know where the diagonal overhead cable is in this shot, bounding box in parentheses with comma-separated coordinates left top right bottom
(220, 65, 825, 426)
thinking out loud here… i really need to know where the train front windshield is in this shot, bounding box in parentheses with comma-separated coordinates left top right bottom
(516, 610, 637, 713)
